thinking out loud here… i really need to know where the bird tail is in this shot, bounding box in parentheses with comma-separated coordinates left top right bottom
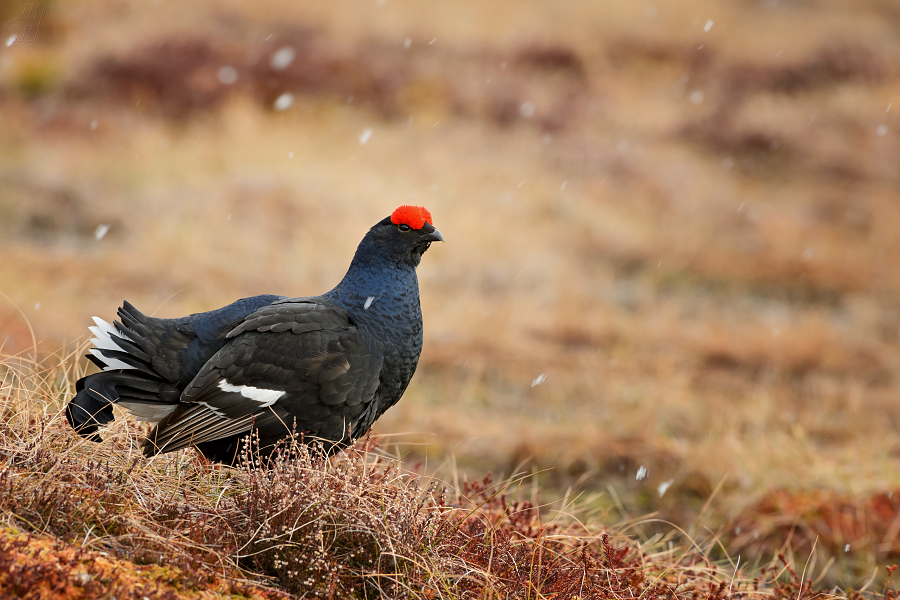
(66, 303, 181, 441)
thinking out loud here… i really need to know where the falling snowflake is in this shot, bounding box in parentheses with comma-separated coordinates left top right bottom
(877, 125, 888, 136)
(845, 544, 850, 552)
(90, 120, 98, 131)
(636, 466, 648, 481)
(271, 47, 296, 71)
(689, 91, 704, 105)
(5, 35, 16, 48)
(359, 128, 373, 145)
(531, 374, 547, 387)
(658, 479, 674, 497)
(519, 101, 536, 118)
(274, 93, 294, 111)
(404, 38, 412, 49)
(364, 296, 375, 310)
(94, 224, 110, 240)
(561, 180, 568, 190)
(34, 302, 40, 310)
(217, 66, 238, 85)
(703, 19, 714, 32)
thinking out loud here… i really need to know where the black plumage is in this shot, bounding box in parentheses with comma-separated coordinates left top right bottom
(66, 207, 443, 463)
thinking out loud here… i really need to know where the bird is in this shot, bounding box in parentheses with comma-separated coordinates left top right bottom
(66, 205, 443, 464)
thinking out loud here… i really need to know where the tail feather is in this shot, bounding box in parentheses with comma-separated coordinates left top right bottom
(101, 333, 151, 363)
(66, 376, 116, 441)
(117, 301, 194, 384)
(68, 370, 181, 440)
(87, 316, 135, 370)
(69, 303, 185, 441)
(116, 303, 153, 343)
(85, 352, 106, 371)
(68, 295, 283, 445)
(88, 348, 133, 371)
(93, 348, 158, 377)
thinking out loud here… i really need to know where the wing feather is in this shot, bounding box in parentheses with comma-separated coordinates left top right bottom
(145, 405, 246, 453)
(143, 299, 382, 457)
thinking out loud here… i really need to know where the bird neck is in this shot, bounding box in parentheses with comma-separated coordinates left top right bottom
(328, 247, 422, 325)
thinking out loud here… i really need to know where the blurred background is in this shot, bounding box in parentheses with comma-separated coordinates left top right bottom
(1, 0, 899, 585)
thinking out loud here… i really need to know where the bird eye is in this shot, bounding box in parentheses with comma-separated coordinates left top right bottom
(398, 223, 411, 232)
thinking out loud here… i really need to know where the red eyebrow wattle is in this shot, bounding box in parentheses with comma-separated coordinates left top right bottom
(390, 205, 432, 230)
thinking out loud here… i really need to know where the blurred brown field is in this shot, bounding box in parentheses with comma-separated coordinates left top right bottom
(1, 0, 900, 587)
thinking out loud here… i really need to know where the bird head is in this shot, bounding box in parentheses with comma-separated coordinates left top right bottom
(366, 205, 444, 268)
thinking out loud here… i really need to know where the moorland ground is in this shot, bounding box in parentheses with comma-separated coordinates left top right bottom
(2, 0, 900, 592)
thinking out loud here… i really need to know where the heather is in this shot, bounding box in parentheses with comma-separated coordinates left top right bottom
(5, 352, 895, 599)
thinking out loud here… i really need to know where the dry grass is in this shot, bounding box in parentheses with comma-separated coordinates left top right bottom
(2, 0, 900, 593)
(2, 350, 854, 599)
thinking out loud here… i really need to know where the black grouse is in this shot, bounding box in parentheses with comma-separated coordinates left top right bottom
(66, 206, 443, 464)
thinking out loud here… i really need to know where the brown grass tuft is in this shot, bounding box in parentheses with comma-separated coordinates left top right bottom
(82, 38, 236, 118)
(4, 351, 882, 598)
(728, 45, 889, 95)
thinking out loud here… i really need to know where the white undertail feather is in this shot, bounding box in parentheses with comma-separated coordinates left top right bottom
(88, 316, 134, 371)
(217, 380, 286, 406)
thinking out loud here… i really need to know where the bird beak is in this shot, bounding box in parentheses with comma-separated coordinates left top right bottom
(423, 228, 444, 243)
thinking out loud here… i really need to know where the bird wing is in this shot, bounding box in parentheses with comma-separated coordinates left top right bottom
(111, 295, 284, 387)
(70, 295, 285, 441)
(143, 300, 383, 455)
